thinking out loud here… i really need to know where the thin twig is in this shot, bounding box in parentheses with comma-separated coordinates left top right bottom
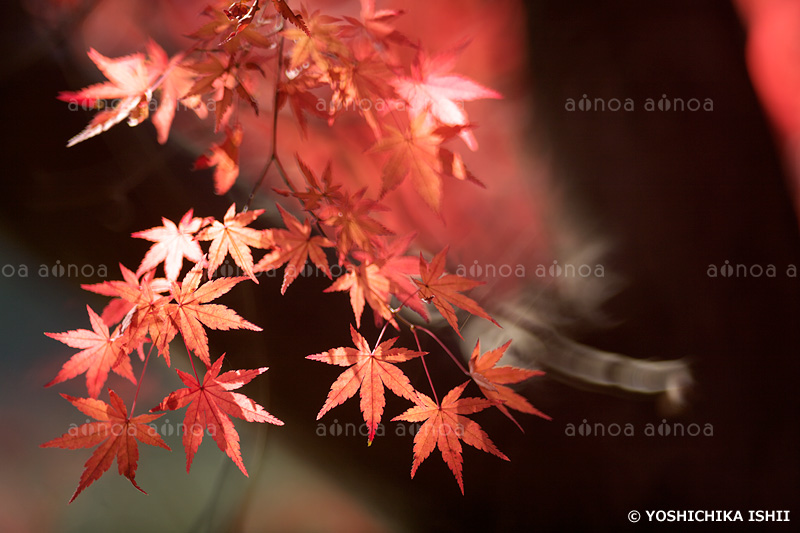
(411, 326, 439, 405)
(245, 32, 286, 211)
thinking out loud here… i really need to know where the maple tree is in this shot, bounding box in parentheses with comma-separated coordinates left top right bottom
(42, 0, 550, 501)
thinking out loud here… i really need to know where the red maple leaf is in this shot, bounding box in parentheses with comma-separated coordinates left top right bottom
(325, 262, 394, 328)
(283, 7, 348, 73)
(392, 381, 508, 494)
(391, 47, 501, 151)
(59, 41, 168, 147)
(182, 54, 237, 132)
(275, 157, 343, 212)
(339, 0, 414, 61)
(147, 44, 208, 144)
(196, 203, 272, 283)
(45, 305, 136, 399)
(414, 246, 499, 338)
(188, 5, 277, 49)
(317, 188, 392, 261)
(368, 233, 429, 320)
(369, 111, 478, 212)
(307, 325, 424, 444)
(253, 204, 333, 293)
(468, 340, 551, 430)
(41, 389, 169, 503)
(194, 124, 244, 195)
(166, 262, 262, 367)
(222, 0, 263, 44)
(151, 354, 283, 475)
(324, 234, 428, 328)
(269, 0, 310, 36)
(325, 42, 397, 138)
(80, 264, 174, 364)
(276, 68, 327, 137)
(132, 209, 207, 281)
(81, 263, 170, 327)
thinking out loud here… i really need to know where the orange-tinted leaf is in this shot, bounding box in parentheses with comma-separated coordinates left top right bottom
(166, 262, 262, 366)
(222, 0, 262, 44)
(196, 203, 272, 283)
(367, 234, 428, 320)
(468, 340, 550, 430)
(392, 381, 508, 494)
(276, 157, 342, 212)
(414, 247, 499, 337)
(369, 111, 479, 212)
(270, 0, 309, 36)
(194, 124, 244, 195)
(182, 54, 239, 131)
(151, 354, 283, 475)
(339, 0, 414, 61)
(59, 41, 169, 147)
(81, 263, 168, 326)
(277, 70, 327, 137)
(253, 205, 333, 293)
(284, 7, 348, 72)
(41, 389, 169, 503)
(325, 43, 397, 137)
(325, 262, 394, 328)
(183, 54, 228, 99)
(317, 188, 392, 261)
(45, 306, 136, 399)
(307, 325, 424, 443)
(188, 5, 276, 49)
(150, 47, 208, 144)
(81, 262, 176, 364)
(187, 6, 236, 41)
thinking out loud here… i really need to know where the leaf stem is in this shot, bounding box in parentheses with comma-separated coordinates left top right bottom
(185, 336, 201, 385)
(414, 325, 469, 375)
(129, 341, 155, 416)
(373, 320, 390, 349)
(393, 303, 469, 376)
(411, 326, 439, 406)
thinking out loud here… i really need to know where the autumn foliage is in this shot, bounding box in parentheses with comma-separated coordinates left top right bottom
(42, 0, 549, 500)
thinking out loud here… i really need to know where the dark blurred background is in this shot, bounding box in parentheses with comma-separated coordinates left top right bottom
(1, 0, 798, 531)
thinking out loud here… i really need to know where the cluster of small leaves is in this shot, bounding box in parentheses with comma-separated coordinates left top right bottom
(44, 0, 549, 500)
(58, 0, 498, 211)
(42, 204, 283, 501)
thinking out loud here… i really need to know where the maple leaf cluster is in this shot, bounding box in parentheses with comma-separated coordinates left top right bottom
(43, 203, 283, 500)
(44, 0, 550, 501)
(60, 0, 499, 211)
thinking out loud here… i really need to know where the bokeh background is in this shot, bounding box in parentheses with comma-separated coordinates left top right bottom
(1, 0, 799, 531)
